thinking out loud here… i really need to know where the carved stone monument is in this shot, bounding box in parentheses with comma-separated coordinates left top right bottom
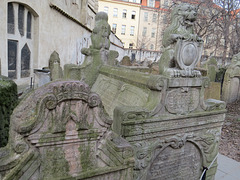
(0, 5, 225, 180)
(159, 3, 203, 77)
(92, 4, 225, 180)
(49, 51, 63, 81)
(0, 81, 134, 179)
(222, 52, 240, 103)
(64, 12, 119, 87)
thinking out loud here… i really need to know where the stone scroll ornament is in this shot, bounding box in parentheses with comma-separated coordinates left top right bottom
(0, 81, 134, 180)
(133, 133, 219, 180)
(159, 3, 203, 78)
(76, 12, 119, 87)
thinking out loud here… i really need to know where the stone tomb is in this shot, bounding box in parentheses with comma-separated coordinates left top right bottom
(92, 65, 225, 180)
(0, 81, 134, 180)
(222, 52, 240, 103)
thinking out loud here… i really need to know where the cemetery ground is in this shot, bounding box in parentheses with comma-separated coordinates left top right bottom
(219, 100, 240, 162)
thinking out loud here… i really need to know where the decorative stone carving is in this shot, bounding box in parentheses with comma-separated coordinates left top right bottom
(48, 51, 63, 81)
(131, 133, 220, 180)
(159, 3, 203, 77)
(222, 52, 240, 103)
(0, 81, 134, 179)
(165, 88, 199, 114)
(64, 12, 119, 87)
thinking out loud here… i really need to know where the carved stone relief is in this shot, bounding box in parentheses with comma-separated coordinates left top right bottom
(165, 88, 199, 114)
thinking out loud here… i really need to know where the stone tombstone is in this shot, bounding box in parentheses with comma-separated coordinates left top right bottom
(91, 3, 226, 180)
(121, 56, 132, 66)
(64, 12, 119, 87)
(159, 3, 203, 78)
(0, 81, 134, 179)
(206, 57, 218, 82)
(203, 57, 221, 100)
(222, 52, 240, 103)
(48, 51, 63, 81)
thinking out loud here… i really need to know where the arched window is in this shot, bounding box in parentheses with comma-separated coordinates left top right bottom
(27, 12, 32, 39)
(7, 3, 36, 80)
(7, 3, 14, 34)
(21, 44, 31, 78)
(18, 4, 25, 36)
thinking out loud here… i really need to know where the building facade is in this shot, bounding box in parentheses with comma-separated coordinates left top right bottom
(98, 0, 141, 49)
(98, 0, 171, 61)
(0, 0, 99, 86)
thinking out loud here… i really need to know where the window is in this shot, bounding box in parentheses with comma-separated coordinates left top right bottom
(152, 13, 157, 23)
(21, 44, 31, 78)
(142, 27, 147, 36)
(150, 44, 154, 50)
(8, 3, 14, 34)
(27, 12, 32, 39)
(112, 23, 117, 34)
(148, 0, 155, 7)
(151, 28, 156, 38)
(129, 43, 134, 49)
(130, 26, 135, 36)
(104, 6, 109, 14)
(131, 11, 136, 19)
(113, 8, 118, 17)
(18, 4, 25, 36)
(163, 0, 168, 8)
(144, 12, 148, 22)
(122, 9, 127, 18)
(121, 25, 126, 35)
(7, 3, 35, 79)
(8, 40, 18, 79)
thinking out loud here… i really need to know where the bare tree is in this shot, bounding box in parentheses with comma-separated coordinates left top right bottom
(213, 0, 240, 64)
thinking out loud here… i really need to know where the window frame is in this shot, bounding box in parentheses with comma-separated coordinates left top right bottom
(121, 25, 126, 35)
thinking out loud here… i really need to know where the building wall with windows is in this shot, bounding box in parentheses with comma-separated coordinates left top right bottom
(98, 0, 141, 49)
(137, 0, 171, 52)
(0, 0, 98, 86)
(99, 0, 171, 61)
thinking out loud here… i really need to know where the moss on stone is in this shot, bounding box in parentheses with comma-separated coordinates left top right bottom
(0, 76, 18, 147)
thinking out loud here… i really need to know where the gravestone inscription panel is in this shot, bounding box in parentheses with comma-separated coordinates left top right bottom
(147, 142, 202, 180)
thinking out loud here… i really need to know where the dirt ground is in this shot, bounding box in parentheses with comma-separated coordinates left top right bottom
(219, 100, 240, 162)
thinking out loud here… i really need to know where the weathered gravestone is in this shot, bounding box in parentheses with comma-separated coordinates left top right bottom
(203, 57, 221, 100)
(0, 81, 134, 179)
(92, 4, 226, 180)
(121, 56, 132, 66)
(48, 51, 63, 81)
(222, 52, 240, 103)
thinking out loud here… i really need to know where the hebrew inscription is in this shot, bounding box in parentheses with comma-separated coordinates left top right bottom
(166, 88, 199, 114)
(147, 142, 202, 180)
